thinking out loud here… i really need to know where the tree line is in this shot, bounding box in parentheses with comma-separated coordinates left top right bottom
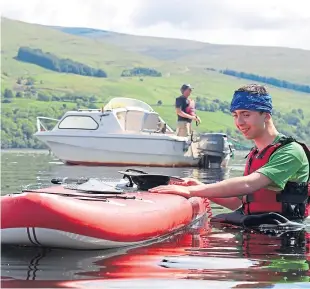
(211, 68, 310, 94)
(2, 99, 309, 149)
(16, 47, 163, 78)
(2, 90, 310, 149)
(16, 47, 108, 78)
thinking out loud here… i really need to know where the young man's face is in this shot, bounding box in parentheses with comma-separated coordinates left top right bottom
(232, 110, 268, 140)
(183, 88, 192, 97)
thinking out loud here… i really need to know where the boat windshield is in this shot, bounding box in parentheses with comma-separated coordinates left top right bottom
(104, 97, 154, 112)
(58, 115, 99, 130)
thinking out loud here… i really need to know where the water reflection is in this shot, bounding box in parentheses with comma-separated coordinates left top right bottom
(2, 221, 310, 288)
(1, 150, 310, 288)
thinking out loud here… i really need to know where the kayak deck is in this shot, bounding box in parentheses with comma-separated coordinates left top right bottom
(1, 186, 207, 249)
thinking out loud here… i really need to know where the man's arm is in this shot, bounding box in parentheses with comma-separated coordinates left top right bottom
(149, 141, 306, 212)
(188, 172, 272, 198)
(205, 145, 306, 208)
(189, 143, 306, 198)
(209, 197, 242, 211)
(149, 172, 272, 208)
(175, 107, 196, 120)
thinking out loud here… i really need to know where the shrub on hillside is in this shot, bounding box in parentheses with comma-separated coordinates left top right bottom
(121, 67, 162, 77)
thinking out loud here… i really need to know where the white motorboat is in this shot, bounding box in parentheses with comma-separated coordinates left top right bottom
(34, 97, 233, 168)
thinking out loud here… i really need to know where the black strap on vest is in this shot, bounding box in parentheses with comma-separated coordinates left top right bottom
(244, 136, 310, 219)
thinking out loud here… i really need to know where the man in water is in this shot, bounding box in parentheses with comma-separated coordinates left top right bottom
(150, 84, 310, 223)
(175, 84, 201, 137)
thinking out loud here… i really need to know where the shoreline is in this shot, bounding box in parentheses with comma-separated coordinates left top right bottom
(1, 148, 51, 154)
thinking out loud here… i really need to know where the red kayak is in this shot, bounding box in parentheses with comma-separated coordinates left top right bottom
(1, 179, 208, 250)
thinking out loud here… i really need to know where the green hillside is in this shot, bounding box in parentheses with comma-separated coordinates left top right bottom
(54, 26, 310, 84)
(1, 17, 310, 149)
(1, 18, 181, 78)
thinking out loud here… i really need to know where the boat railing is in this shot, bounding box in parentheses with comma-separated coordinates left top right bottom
(77, 109, 102, 112)
(36, 117, 59, 132)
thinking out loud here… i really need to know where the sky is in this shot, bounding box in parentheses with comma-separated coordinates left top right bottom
(1, 0, 310, 50)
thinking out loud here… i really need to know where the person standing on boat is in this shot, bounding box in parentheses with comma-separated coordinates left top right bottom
(150, 84, 310, 223)
(175, 84, 201, 137)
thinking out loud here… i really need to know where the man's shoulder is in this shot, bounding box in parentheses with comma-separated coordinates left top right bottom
(272, 139, 307, 163)
(175, 95, 187, 106)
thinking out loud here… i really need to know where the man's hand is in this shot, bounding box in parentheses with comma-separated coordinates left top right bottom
(195, 115, 201, 124)
(148, 185, 191, 198)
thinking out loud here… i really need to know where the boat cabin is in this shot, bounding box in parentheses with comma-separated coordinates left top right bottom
(36, 97, 174, 135)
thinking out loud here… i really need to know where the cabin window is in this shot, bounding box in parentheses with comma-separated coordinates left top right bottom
(58, 115, 99, 130)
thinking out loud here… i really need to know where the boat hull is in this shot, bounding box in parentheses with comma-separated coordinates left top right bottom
(36, 134, 200, 167)
(1, 186, 207, 249)
(35, 134, 230, 167)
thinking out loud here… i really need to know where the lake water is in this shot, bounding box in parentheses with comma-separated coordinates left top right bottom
(1, 150, 310, 289)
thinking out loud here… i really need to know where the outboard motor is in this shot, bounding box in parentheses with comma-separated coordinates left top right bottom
(198, 133, 233, 168)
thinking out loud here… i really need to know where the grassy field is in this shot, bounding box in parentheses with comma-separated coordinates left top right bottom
(3, 69, 310, 120)
(1, 17, 310, 146)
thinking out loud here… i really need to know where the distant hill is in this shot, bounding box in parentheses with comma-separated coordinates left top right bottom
(1, 17, 310, 149)
(52, 25, 310, 84)
(1, 17, 172, 79)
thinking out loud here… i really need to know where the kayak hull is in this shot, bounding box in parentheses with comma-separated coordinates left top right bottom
(1, 186, 207, 250)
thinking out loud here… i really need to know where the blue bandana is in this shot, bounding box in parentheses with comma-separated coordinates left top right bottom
(230, 91, 273, 114)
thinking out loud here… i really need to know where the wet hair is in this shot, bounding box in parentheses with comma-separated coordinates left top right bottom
(235, 84, 269, 96)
